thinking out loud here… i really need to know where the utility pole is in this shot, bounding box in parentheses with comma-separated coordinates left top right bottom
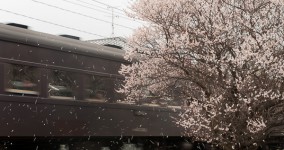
(107, 6, 118, 37)
(111, 7, 114, 37)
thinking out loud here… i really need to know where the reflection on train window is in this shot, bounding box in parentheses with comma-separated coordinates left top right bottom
(48, 70, 76, 99)
(85, 76, 124, 103)
(114, 79, 125, 101)
(6, 64, 39, 95)
(85, 75, 109, 102)
(144, 98, 182, 108)
(140, 89, 182, 108)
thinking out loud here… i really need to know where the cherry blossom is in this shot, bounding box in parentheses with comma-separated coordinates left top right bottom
(120, 0, 284, 149)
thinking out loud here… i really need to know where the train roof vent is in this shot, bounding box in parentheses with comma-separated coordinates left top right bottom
(59, 35, 80, 40)
(7, 23, 29, 29)
(104, 44, 123, 49)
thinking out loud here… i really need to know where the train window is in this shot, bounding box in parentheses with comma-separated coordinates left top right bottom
(113, 79, 125, 101)
(139, 89, 182, 108)
(48, 70, 77, 99)
(144, 98, 182, 108)
(5, 64, 39, 95)
(115, 79, 134, 104)
(85, 75, 115, 102)
(85, 75, 107, 102)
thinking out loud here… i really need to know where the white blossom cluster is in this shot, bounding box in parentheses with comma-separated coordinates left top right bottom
(120, 0, 284, 149)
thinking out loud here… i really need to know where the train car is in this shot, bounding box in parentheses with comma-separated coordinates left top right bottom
(0, 23, 192, 149)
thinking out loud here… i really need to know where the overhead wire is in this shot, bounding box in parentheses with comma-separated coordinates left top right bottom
(60, 0, 142, 23)
(61, 0, 115, 15)
(0, 8, 106, 38)
(88, 0, 125, 13)
(32, 0, 135, 30)
(74, 0, 127, 17)
(75, 0, 144, 23)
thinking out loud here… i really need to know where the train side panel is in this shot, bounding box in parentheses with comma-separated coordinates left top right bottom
(0, 94, 185, 137)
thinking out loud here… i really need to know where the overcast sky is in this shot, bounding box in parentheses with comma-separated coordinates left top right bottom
(0, 0, 142, 40)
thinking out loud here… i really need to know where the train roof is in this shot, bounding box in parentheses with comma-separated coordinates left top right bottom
(0, 23, 127, 62)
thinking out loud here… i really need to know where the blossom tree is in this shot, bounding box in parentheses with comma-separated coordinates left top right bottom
(119, 0, 284, 149)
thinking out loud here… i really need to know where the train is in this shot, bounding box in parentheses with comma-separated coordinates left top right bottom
(0, 23, 201, 150)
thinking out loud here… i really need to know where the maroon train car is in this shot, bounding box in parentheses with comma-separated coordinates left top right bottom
(0, 23, 189, 149)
